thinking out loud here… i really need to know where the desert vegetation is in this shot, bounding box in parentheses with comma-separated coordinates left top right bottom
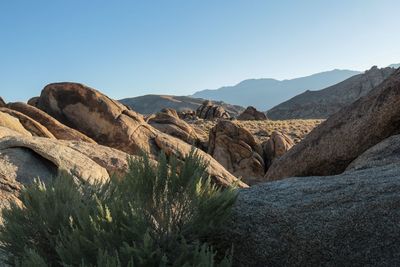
(0, 151, 237, 266)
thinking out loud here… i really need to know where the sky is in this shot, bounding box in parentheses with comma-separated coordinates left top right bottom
(1, 0, 400, 102)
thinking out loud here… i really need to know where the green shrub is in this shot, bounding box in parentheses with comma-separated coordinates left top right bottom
(0, 151, 237, 266)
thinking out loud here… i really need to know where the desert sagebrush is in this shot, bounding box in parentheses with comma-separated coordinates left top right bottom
(0, 150, 237, 267)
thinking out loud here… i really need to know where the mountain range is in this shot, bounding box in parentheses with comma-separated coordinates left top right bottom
(267, 66, 396, 119)
(192, 69, 361, 110)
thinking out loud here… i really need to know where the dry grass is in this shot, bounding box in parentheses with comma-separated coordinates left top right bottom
(189, 119, 323, 144)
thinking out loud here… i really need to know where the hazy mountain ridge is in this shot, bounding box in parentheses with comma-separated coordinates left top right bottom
(267, 66, 396, 120)
(119, 94, 244, 116)
(192, 69, 361, 110)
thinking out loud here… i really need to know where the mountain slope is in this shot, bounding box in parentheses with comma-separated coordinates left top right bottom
(119, 95, 244, 116)
(192, 69, 360, 110)
(267, 66, 396, 120)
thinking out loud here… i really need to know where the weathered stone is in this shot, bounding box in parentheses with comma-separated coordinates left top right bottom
(262, 131, 294, 169)
(0, 97, 5, 107)
(346, 134, 400, 171)
(147, 108, 206, 148)
(0, 111, 32, 137)
(0, 136, 109, 184)
(27, 96, 39, 107)
(237, 106, 267, 120)
(208, 120, 264, 184)
(0, 126, 23, 139)
(8, 102, 96, 143)
(223, 164, 400, 266)
(0, 107, 55, 138)
(36, 83, 247, 188)
(265, 69, 400, 180)
(196, 100, 230, 120)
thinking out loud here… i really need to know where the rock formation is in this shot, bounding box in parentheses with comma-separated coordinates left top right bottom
(208, 120, 264, 184)
(268, 66, 395, 119)
(222, 163, 400, 266)
(35, 82, 246, 188)
(27, 96, 39, 107)
(119, 94, 244, 116)
(7, 102, 95, 143)
(265, 68, 400, 180)
(262, 131, 294, 169)
(237, 106, 267, 120)
(0, 111, 32, 137)
(147, 108, 206, 148)
(0, 97, 5, 107)
(0, 107, 55, 138)
(196, 100, 230, 120)
(346, 134, 400, 172)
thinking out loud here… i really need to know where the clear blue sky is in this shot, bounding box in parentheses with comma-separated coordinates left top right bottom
(1, 0, 399, 102)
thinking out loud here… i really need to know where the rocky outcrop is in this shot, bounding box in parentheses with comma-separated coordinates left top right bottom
(119, 95, 244, 116)
(268, 66, 396, 120)
(0, 136, 109, 184)
(223, 164, 400, 266)
(0, 107, 55, 138)
(27, 96, 39, 107)
(265, 68, 400, 180)
(262, 131, 294, 169)
(178, 110, 198, 120)
(237, 106, 267, 120)
(147, 108, 206, 147)
(346, 134, 400, 172)
(7, 102, 95, 143)
(208, 120, 264, 184)
(0, 111, 32, 137)
(36, 82, 246, 188)
(0, 134, 134, 209)
(0, 97, 5, 107)
(196, 100, 230, 120)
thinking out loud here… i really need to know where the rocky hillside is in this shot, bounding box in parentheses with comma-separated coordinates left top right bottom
(192, 69, 360, 110)
(119, 94, 244, 116)
(268, 66, 396, 119)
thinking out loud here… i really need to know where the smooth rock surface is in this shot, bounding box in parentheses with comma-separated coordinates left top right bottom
(224, 165, 400, 266)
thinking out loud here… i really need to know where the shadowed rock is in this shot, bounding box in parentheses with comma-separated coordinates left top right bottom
(266, 68, 400, 180)
(262, 131, 294, 169)
(223, 164, 400, 266)
(196, 100, 230, 120)
(0, 97, 5, 107)
(237, 106, 267, 120)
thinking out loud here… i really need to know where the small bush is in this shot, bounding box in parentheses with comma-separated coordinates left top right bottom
(0, 151, 237, 266)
